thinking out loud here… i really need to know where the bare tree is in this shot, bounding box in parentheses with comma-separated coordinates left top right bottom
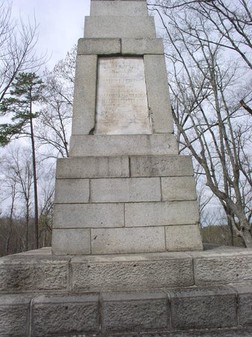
(150, 3, 252, 246)
(0, 2, 44, 103)
(37, 47, 76, 158)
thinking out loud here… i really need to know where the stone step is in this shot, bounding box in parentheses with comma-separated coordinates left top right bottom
(1, 284, 252, 337)
(1, 247, 252, 293)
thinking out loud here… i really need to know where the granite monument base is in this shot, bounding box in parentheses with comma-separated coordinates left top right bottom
(1, 247, 252, 337)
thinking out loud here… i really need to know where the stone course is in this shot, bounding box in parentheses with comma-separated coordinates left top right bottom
(1, 248, 252, 336)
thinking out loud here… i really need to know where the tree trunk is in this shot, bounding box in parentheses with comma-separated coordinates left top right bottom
(241, 227, 252, 248)
(30, 110, 39, 249)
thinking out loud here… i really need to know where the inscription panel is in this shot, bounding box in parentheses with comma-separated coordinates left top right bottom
(95, 57, 152, 135)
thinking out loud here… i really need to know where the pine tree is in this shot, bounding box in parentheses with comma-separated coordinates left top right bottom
(0, 72, 45, 249)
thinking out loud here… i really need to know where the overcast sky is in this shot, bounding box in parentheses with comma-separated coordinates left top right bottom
(11, 0, 91, 68)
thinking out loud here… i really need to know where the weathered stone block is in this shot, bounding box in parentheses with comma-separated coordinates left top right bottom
(69, 134, 178, 157)
(56, 156, 129, 179)
(169, 287, 237, 330)
(71, 54, 97, 135)
(142, 328, 252, 337)
(85, 16, 156, 39)
(71, 252, 194, 291)
(91, 177, 161, 202)
(102, 292, 169, 332)
(54, 179, 89, 203)
(0, 295, 31, 336)
(0, 255, 69, 292)
(90, 0, 148, 17)
(125, 201, 199, 227)
(31, 295, 99, 336)
(130, 155, 194, 177)
(53, 203, 124, 228)
(166, 225, 203, 251)
(161, 176, 197, 201)
(121, 38, 164, 55)
(91, 227, 166, 254)
(52, 229, 90, 255)
(231, 284, 252, 327)
(77, 38, 120, 55)
(193, 250, 252, 285)
(144, 55, 173, 133)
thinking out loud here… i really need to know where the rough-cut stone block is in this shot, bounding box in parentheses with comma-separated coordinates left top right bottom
(102, 292, 169, 332)
(125, 201, 199, 227)
(52, 229, 90, 255)
(130, 155, 194, 177)
(71, 252, 194, 291)
(69, 134, 178, 157)
(169, 287, 237, 330)
(53, 203, 124, 228)
(71, 55, 97, 135)
(91, 227, 166, 254)
(0, 295, 31, 336)
(144, 55, 173, 133)
(91, 177, 161, 202)
(90, 1, 148, 17)
(56, 156, 129, 179)
(32, 295, 99, 336)
(143, 328, 252, 337)
(85, 16, 156, 39)
(54, 179, 89, 203)
(193, 251, 252, 285)
(161, 176, 197, 201)
(121, 38, 164, 55)
(77, 38, 120, 55)
(230, 284, 252, 327)
(0, 255, 69, 292)
(166, 225, 203, 251)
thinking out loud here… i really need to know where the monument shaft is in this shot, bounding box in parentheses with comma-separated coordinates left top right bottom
(52, 0, 203, 255)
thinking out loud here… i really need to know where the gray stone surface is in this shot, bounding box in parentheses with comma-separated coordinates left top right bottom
(166, 225, 203, 251)
(144, 55, 173, 133)
(71, 252, 194, 291)
(141, 328, 252, 337)
(31, 294, 99, 336)
(53, 203, 124, 228)
(161, 176, 197, 201)
(102, 292, 169, 332)
(231, 283, 252, 326)
(90, 0, 148, 17)
(54, 179, 89, 203)
(0, 255, 69, 292)
(69, 134, 178, 157)
(169, 287, 237, 330)
(121, 38, 164, 55)
(91, 227, 166, 254)
(77, 38, 120, 55)
(0, 295, 31, 336)
(125, 201, 199, 227)
(194, 251, 252, 285)
(90, 177, 161, 202)
(84, 16, 156, 39)
(71, 54, 97, 135)
(56, 156, 129, 179)
(130, 155, 194, 177)
(52, 228, 91, 255)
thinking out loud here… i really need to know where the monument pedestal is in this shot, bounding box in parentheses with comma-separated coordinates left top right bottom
(1, 247, 252, 336)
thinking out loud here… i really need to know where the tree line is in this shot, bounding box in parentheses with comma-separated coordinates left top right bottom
(0, 0, 251, 255)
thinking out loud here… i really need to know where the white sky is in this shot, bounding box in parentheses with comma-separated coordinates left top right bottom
(11, 0, 91, 68)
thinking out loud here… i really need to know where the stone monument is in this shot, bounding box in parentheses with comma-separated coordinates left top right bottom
(51, 0, 203, 255)
(1, 1, 252, 336)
